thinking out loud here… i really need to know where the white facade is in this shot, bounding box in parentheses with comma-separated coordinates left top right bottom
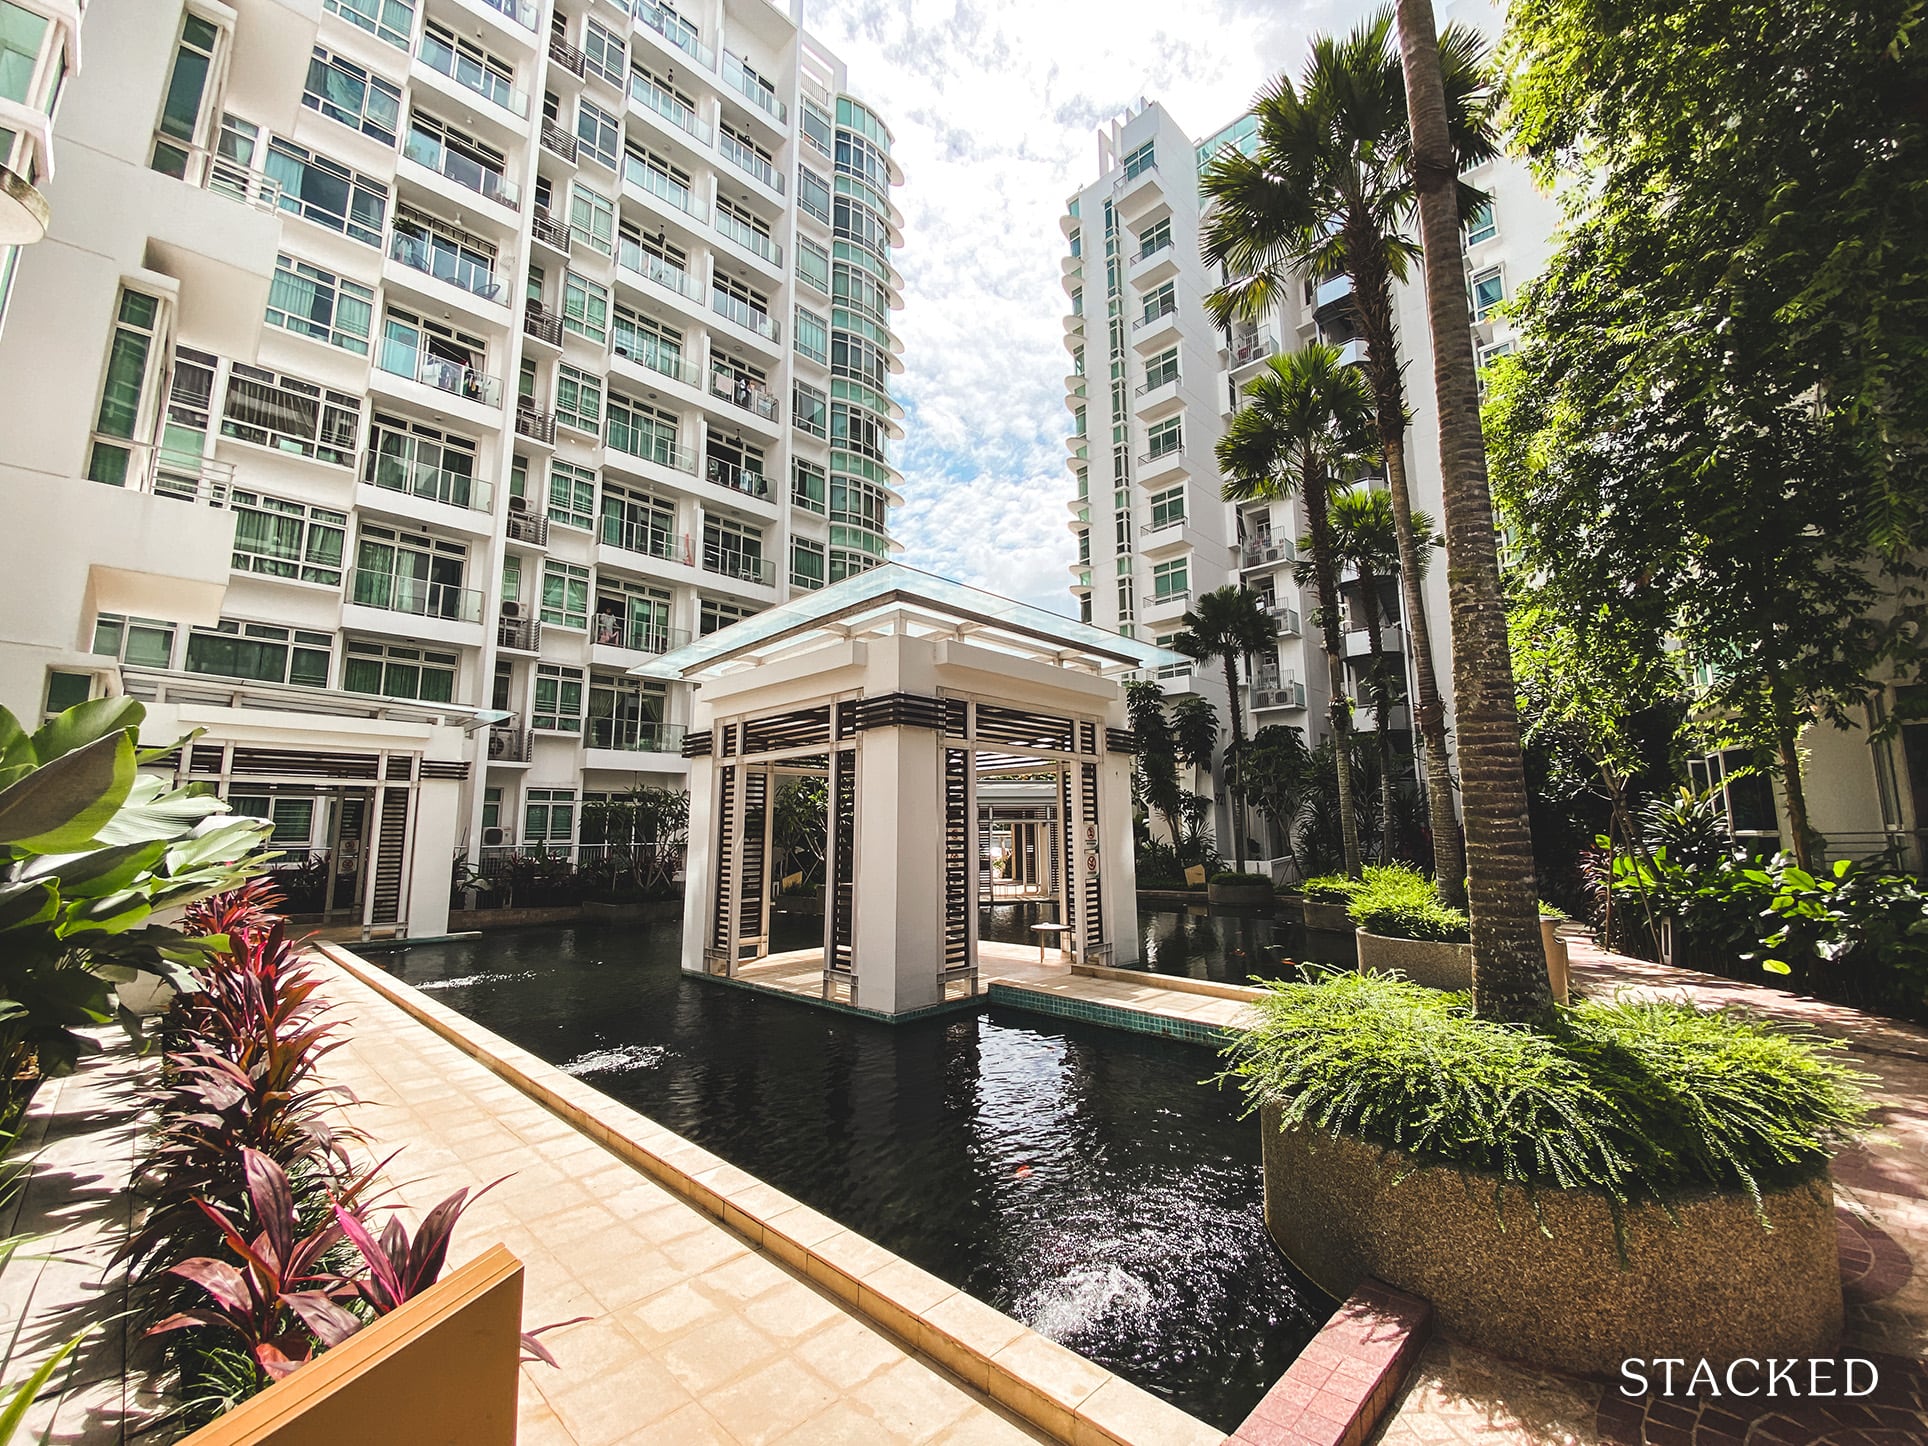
(0, 0, 902, 935)
(0, 0, 83, 330)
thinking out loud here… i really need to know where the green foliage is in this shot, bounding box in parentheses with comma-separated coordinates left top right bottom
(1222, 972, 1868, 1214)
(1345, 863, 1471, 943)
(1300, 875, 1363, 904)
(579, 785, 688, 897)
(1211, 872, 1274, 887)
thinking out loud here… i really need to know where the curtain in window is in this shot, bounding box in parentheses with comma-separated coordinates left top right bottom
(233, 501, 303, 577)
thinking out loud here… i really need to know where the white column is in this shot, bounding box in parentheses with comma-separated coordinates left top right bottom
(1101, 752, 1139, 965)
(681, 751, 717, 974)
(851, 725, 946, 1014)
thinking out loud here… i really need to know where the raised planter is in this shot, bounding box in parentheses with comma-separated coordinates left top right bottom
(1300, 899, 1355, 933)
(1355, 927, 1569, 1004)
(1207, 880, 1277, 908)
(1258, 1105, 1842, 1377)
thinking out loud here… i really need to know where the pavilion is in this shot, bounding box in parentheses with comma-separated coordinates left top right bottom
(635, 566, 1184, 1018)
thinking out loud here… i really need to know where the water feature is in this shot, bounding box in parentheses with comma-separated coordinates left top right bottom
(981, 899, 1358, 985)
(377, 913, 1327, 1429)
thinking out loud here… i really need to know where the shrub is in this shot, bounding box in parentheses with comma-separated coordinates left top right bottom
(1301, 874, 1363, 904)
(1345, 864, 1471, 944)
(1222, 971, 1868, 1214)
(1211, 871, 1273, 886)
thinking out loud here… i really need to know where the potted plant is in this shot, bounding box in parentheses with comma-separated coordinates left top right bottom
(1298, 874, 1362, 932)
(1208, 870, 1276, 907)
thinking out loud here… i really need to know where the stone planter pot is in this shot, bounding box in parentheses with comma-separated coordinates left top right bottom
(1207, 881, 1276, 908)
(1300, 900, 1355, 933)
(1356, 928, 1570, 1004)
(1259, 1105, 1841, 1377)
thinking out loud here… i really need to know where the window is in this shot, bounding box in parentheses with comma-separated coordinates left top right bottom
(221, 366, 362, 466)
(1152, 558, 1188, 599)
(532, 667, 584, 732)
(792, 458, 826, 514)
(606, 394, 678, 464)
(702, 517, 764, 581)
(150, 14, 219, 177)
(1073, 406, 1086, 438)
(390, 208, 497, 296)
(575, 98, 619, 169)
(365, 413, 481, 509)
(562, 271, 609, 342)
(265, 139, 388, 247)
(540, 561, 589, 629)
(797, 239, 830, 295)
(324, 0, 413, 51)
(1149, 486, 1186, 530)
(1146, 416, 1182, 459)
(302, 48, 401, 144)
(611, 307, 684, 375)
(582, 18, 624, 84)
(801, 98, 832, 157)
(1075, 529, 1090, 565)
(89, 613, 174, 673)
(350, 525, 470, 618)
(1121, 140, 1155, 180)
(794, 307, 828, 365)
(1142, 282, 1176, 324)
(266, 255, 374, 355)
(230, 795, 319, 846)
(600, 482, 674, 558)
(187, 621, 333, 689)
(830, 402, 883, 460)
(793, 382, 827, 438)
(1144, 347, 1179, 391)
(342, 639, 457, 702)
(829, 547, 879, 584)
(798, 166, 831, 223)
(548, 462, 596, 530)
(44, 671, 93, 717)
(791, 539, 825, 591)
(481, 785, 501, 833)
(555, 364, 602, 433)
(1465, 201, 1496, 248)
(501, 554, 520, 604)
(1070, 287, 1083, 317)
(523, 786, 576, 840)
(700, 598, 753, 636)
(419, 22, 516, 112)
(567, 181, 614, 255)
(86, 289, 164, 485)
(1471, 267, 1505, 321)
(1137, 217, 1172, 257)
(586, 672, 668, 749)
(231, 490, 349, 584)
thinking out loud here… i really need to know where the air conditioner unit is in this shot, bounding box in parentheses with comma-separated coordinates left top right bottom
(501, 600, 522, 619)
(487, 732, 509, 759)
(483, 826, 507, 846)
(508, 494, 528, 514)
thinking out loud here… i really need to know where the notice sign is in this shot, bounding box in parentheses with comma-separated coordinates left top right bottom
(1185, 864, 1207, 886)
(1084, 850, 1100, 875)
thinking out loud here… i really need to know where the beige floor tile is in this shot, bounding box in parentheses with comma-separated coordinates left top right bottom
(657, 1312, 785, 1396)
(615, 1401, 738, 1445)
(843, 1357, 979, 1441)
(791, 1316, 908, 1392)
(701, 1357, 844, 1446)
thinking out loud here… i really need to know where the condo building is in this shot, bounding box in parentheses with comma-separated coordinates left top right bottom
(0, 0, 82, 328)
(0, 0, 904, 936)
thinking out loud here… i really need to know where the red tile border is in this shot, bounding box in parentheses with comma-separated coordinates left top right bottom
(1223, 1279, 1434, 1446)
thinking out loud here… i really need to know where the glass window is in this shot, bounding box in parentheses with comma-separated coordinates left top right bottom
(1145, 347, 1179, 391)
(187, 620, 333, 688)
(264, 138, 388, 247)
(794, 307, 828, 365)
(606, 394, 678, 464)
(798, 166, 831, 223)
(1142, 282, 1176, 322)
(801, 99, 832, 158)
(1149, 486, 1186, 529)
(1146, 416, 1182, 459)
(341, 638, 456, 701)
(1137, 217, 1172, 257)
(1152, 558, 1188, 598)
(266, 254, 374, 354)
(575, 98, 619, 169)
(0, 3, 49, 113)
(562, 271, 608, 342)
(523, 785, 576, 839)
(793, 382, 827, 439)
(230, 489, 349, 584)
(547, 461, 596, 530)
(1471, 267, 1505, 321)
(582, 19, 624, 85)
(532, 667, 583, 733)
(699, 598, 754, 636)
(230, 795, 318, 845)
(324, 0, 414, 51)
(91, 613, 177, 668)
(1465, 201, 1497, 247)
(86, 289, 163, 486)
(790, 539, 825, 591)
(797, 238, 830, 295)
(540, 560, 589, 629)
(568, 181, 615, 255)
(1122, 140, 1155, 180)
(149, 14, 219, 176)
(302, 48, 402, 144)
(792, 458, 826, 514)
(555, 364, 601, 433)
(43, 670, 92, 716)
(221, 364, 362, 465)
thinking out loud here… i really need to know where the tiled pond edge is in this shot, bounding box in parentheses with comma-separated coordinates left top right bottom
(314, 942, 1225, 1446)
(986, 982, 1236, 1048)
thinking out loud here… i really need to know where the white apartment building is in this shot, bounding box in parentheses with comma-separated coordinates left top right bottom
(0, 0, 82, 329)
(0, 0, 903, 936)
(1061, 99, 1559, 862)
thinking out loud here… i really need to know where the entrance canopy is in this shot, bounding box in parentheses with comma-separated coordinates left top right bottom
(654, 568, 1174, 1018)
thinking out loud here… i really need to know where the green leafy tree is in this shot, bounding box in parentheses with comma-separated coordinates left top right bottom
(1231, 725, 1313, 863)
(1168, 691, 1221, 802)
(1201, 3, 1498, 906)
(1124, 680, 1188, 855)
(580, 785, 688, 894)
(1492, 0, 1928, 873)
(1219, 346, 1381, 877)
(1175, 588, 1278, 873)
(1394, 0, 1551, 1021)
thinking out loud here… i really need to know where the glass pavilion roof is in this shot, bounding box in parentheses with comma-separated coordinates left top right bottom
(631, 565, 1187, 682)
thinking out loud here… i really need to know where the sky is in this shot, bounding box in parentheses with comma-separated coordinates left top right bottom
(789, 0, 1469, 614)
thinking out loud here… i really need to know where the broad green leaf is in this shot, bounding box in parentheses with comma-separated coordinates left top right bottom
(29, 697, 143, 768)
(20, 840, 168, 895)
(1762, 958, 1792, 975)
(0, 733, 136, 851)
(0, 880, 57, 933)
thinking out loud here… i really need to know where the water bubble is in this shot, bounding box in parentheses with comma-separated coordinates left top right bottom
(562, 1044, 668, 1077)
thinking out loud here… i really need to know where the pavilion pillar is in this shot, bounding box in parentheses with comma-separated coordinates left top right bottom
(1100, 750, 1140, 965)
(680, 753, 717, 975)
(851, 722, 946, 1014)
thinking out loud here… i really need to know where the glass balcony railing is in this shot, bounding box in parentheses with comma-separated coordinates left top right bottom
(721, 53, 786, 123)
(598, 512, 681, 561)
(591, 613, 690, 655)
(709, 287, 780, 342)
(470, 0, 536, 31)
(629, 73, 711, 144)
(635, 1, 714, 69)
(387, 231, 504, 302)
(378, 337, 503, 406)
(403, 128, 519, 209)
(714, 210, 781, 267)
(705, 457, 773, 500)
(1132, 299, 1178, 330)
(586, 718, 689, 754)
(718, 130, 782, 192)
(612, 334, 701, 388)
(701, 547, 774, 586)
(606, 428, 696, 474)
(365, 453, 494, 512)
(617, 237, 701, 301)
(349, 570, 483, 623)
(418, 31, 527, 116)
(1135, 234, 1174, 263)
(623, 154, 703, 218)
(710, 367, 780, 418)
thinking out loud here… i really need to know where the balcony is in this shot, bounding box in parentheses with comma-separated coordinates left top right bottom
(606, 433, 697, 477)
(402, 128, 519, 210)
(539, 119, 579, 165)
(1252, 679, 1308, 711)
(705, 458, 774, 502)
(364, 453, 495, 515)
(1243, 537, 1295, 569)
(387, 231, 505, 304)
(1145, 588, 1192, 620)
(468, 0, 536, 31)
(496, 612, 540, 652)
(710, 368, 779, 421)
(714, 210, 782, 270)
(1227, 333, 1279, 371)
(1346, 622, 1404, 657)
(1264, 604, 1303, 637)
(1131, 302, 1181, 351)
(1135, 371, 1182, 417)
(530, 208, 571, 254)
(701, 547, 774, 586)
(485, 727, 532, 764)
(1129, 233, 1179, 288)
(548, 34, 588, 78)
(376, 341, 503, 408)
(348, 571, 484, 624)
(585, 720, 689, 755)
(721, 53, 787, 126)
(710, 289, 780, 344)
(523, 302, 564, 348)
(629, 72, 712, 146)
(718, 130, 783, 193)
(514, 406, 556, 444)
(599, 514, 681, 563)
(635, 1, 715, 70)
(617, 237, 703, 305)
(592, 614, 690, 655)
(613, 337, 702, 391)
(1137, 443, 1189, 484)
(1314, 274, 1355, 318)
(418, 30, 528, 116)
(505, 507, 548, 547)
(624, 155, 705, 221)
(1336, 337, 1369, 367)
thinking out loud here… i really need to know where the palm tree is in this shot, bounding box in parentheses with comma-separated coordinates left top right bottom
(1174, 587, 1276, 875)
(1326, 488, 1435, 861)
(1393, 0, 1549, 1022)
(1200, 3, 1498, 908)
(1217, 345, 1380, 879)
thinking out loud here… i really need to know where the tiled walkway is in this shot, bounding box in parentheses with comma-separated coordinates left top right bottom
(1374, 937, 1928, 1446)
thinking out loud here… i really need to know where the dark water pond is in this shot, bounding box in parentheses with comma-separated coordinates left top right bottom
(981, 900, 1357, 985)
(378, 913, 1327, 1429)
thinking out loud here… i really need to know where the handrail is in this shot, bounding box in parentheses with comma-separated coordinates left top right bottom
(418, 31, 528, 116)
(705, 457, 773, 500)
(377, 341, 503, 407)
(612, 337, 702, 388)
(539, 119, 579, 164)
(721, 53, 787, 123)
(629, 73, 711, 144)
(590, 614, 690, 654)
(403, 128, 520, 209)
(387, 231, 503, 301)
(635, 1, 715, 69)
(470, 0, 537, 31)
(617, 237, 701, 301)
(598, 513, 681, 561)
(364, 453, 493, 512)
(701, 548, 774, 585)
(718, 130, 782, 192)
(709, 367, 779, 419)
(624, 154, 705, 219)
(714, 209, 781, 267)
(709, 287, 779, 342)
(347, 571, 484, 623)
